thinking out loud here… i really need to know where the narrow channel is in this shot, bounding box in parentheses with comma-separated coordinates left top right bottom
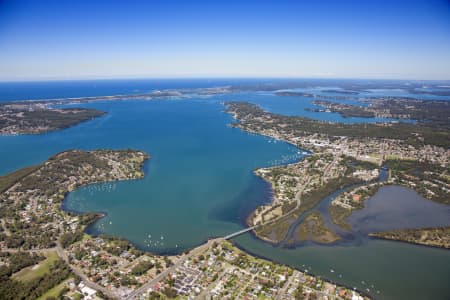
(279, 167, 389, 247)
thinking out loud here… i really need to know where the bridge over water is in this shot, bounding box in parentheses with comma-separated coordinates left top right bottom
(223, 226, 256, 240)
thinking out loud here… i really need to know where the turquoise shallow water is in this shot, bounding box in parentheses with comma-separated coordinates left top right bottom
(0, 82, 449, 300)
(62, 99, 302, 253)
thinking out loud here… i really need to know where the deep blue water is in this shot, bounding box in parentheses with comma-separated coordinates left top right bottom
(1, 80, 449, 300)
(0, 78, 266, 102)
(1, 78, 449, 102)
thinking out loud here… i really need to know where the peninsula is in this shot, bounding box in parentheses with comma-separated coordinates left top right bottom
(310, 98, 450, 129)
(0, 103, 105, 135)
(369, 227, 450, 249)
(0, 149, 147, 299)
(225, 101, 450, 246)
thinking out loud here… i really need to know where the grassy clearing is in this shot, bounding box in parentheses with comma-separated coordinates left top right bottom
(82, 233, 92, 241)
(36, 278, 70, 300)
(13, 250, 59, 282)
(385, 155, 417, 161)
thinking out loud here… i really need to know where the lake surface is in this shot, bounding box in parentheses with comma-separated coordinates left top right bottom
(348, 186, 450, 233)
(0, 79, 449, 300)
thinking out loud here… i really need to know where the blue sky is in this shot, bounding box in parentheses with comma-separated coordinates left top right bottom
(0, 0, 449, 80)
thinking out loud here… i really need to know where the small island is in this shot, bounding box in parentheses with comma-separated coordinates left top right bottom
(275, 91, 316, 98)
(321, 89, 360, 95)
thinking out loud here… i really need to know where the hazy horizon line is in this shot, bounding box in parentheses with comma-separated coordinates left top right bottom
(1, 75, 450, 83)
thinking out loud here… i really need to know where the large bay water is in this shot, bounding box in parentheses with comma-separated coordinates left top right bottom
(62, 99, 303, 252)
(0, 80, 449, 300)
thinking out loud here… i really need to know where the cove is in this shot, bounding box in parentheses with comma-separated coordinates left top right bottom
(61, 99, 303, 253)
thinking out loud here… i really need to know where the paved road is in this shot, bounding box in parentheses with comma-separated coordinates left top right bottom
(3, 224, 272, 299)
(321, 154, 340, 185)
(55, 241, 119, 300)
(2, 242, 119, 299)
(126, 238, 223, 300)
(276, 270, 298, 300)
